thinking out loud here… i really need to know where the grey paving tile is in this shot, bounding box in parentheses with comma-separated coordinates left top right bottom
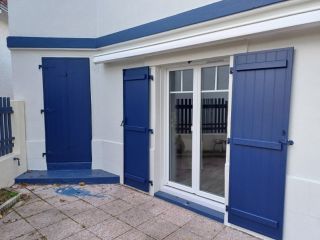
(57, 200, 94, 216)
(99, 199, 133, 216)
(115, 229, 154, 240)
(26, 208, 67, 229)
(137, 216, 179, 240)
(120, 191, 152, 206)
(14, 231, 45, 240)
(118, 207, 154, 227)
(39, 218, 83, 240)
(45, 195, 79, 207)
(164, 228, 203, 240)
(32, 188, 58, 199)
(158, 206, 195, 227)
(82, 184, 117, 194)
(64, 230, 101, 240)
(15, 200, 53, 218)
(26, 184, 55, 192)
(137, 198, 172, 216)
(88, 218, 132, 240)
(0, 210, 21, 226)
(0, 219, 35, 240)
(71, 207, 112, 228)
(214, 227, 259, 240)
(80, 194, 115, 207)
(107, 185, 134, 199)
(182, 215, 224, 239)
(21, 192, 42, 205)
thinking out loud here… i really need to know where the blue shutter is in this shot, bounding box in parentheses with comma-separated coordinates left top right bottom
(42, 58, 92, 170)
(228, 48, 294, 240)
(123, 66, 150, 192)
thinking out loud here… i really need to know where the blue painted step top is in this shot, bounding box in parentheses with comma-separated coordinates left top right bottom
(155, 191, 224, 223)
(15, 169, 120, 185)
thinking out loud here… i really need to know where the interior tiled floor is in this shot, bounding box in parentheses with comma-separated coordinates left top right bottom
(0, 184, 259, 240)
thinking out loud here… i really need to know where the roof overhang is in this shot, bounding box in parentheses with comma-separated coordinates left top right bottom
(93, 6, 320, 63)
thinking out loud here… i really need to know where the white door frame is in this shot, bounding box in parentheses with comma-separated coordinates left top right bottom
(162, 60, 230, 204)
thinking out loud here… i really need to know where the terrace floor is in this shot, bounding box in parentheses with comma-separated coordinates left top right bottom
(0, 184, 259, 240)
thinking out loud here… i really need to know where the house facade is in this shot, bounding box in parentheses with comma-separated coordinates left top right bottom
(6, 0, 320, 239)
(0, 0, 12, 97)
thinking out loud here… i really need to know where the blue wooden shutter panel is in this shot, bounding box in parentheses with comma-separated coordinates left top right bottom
(228, 48, 294, 240)
(123, 66, 150, 192)
(42, 58, 92, 170)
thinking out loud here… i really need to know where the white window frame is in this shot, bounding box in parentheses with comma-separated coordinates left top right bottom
(164, 61, 230, 204)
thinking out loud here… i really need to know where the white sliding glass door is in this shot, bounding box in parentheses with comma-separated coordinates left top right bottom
(167, 63, 229, 202)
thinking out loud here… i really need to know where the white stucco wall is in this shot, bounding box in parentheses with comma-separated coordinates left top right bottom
(96, 0, 219, 36)
(0, 10, 12, 97)
(0, 101, 27, 188)
(8, 0, 99, 37)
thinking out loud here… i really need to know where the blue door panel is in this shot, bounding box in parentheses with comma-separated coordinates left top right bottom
(228, 48, 294, 240)
(42, 58, 92, 170)
(123, 67, 150, 192)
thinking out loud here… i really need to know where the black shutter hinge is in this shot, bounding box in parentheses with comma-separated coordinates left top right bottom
(149, 129, 154, 134)
(148, 180, 153, 186)
(39, 65, 50, 70)
(227, 138, 231, 144)
(149, 75, 154, 81)
(229, 67, 234, 74)
(42, 152, 46, 158)
(226, 205, 229, 212)
(39, 65, 52, 70)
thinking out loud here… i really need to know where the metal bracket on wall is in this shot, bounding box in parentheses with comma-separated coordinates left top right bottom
(13, 157, 20, 166)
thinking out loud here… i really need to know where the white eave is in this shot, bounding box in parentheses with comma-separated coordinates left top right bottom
(93, 2, 320, 64)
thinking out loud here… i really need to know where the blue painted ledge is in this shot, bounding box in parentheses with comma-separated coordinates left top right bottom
(155, 191, 224, 223)
(15, 169, 120, 185)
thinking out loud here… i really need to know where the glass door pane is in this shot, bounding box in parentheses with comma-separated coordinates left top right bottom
(169, 69, 193, 187)
(200, 66, 229, 197)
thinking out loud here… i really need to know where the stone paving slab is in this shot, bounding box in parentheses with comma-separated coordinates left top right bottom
(0, 183, 260, 240)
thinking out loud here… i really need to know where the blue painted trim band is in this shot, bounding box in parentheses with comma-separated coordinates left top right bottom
(7, 36, 96, 49)
(155, 191, 224, 223)
(7, 0, 286, 49)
